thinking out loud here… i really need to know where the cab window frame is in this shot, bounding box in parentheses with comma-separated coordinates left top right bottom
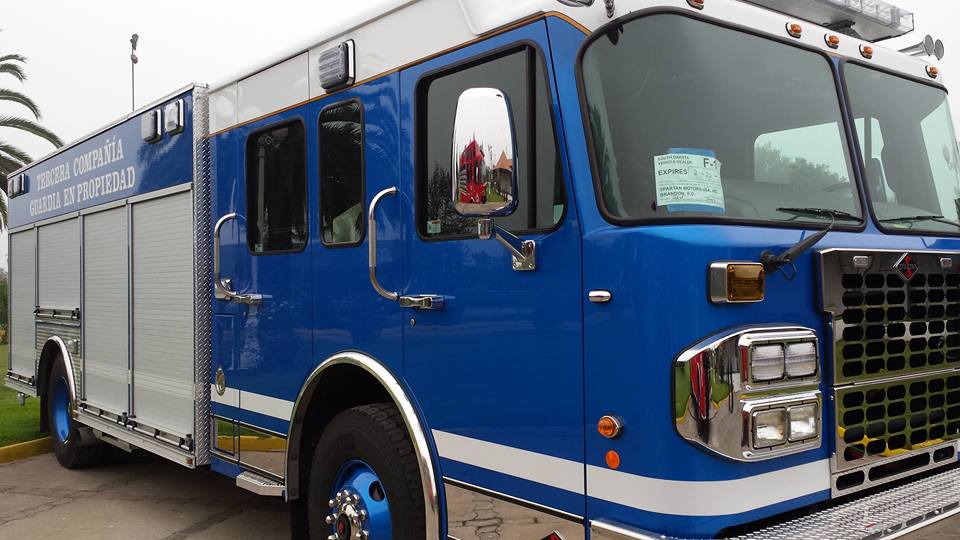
(318, 98, 367, 249)
(575, 8, 867, 232)
(839, 58, 956, 238)
(243, 117, 309, 256)
(414, 40, 568, 242)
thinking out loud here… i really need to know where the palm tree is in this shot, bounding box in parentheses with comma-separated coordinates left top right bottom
(0, 43, 64, 230)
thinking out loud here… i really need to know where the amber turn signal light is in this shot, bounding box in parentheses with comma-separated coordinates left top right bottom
(710, 262, 765, 304)
(597, 415, 623, 439)
(786, 22, 802, 38)
(605, 450, 621, 470)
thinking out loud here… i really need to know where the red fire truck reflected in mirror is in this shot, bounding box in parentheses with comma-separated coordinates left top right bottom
(451, 87, 519, 218)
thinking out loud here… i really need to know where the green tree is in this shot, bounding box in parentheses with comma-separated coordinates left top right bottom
(0, 40, 64, 230)
(755, 142, 845, 188)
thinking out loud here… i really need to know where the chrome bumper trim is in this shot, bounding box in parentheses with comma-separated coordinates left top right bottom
(592, 465, 960, 540)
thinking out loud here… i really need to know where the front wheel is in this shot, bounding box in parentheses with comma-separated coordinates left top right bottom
(307, 403, 426, 539)
(47, 359, 103, 469)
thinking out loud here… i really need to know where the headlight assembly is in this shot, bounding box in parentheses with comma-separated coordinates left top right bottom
(674, 326, 822, 461)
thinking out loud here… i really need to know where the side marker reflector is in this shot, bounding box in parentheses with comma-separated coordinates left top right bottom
(605, 450, 621, 470)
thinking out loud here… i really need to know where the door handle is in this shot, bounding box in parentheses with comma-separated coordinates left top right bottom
(368, 187, 444, 310)
(213, 213, 263, 306)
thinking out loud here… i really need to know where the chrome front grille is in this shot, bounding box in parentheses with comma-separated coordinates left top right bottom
(834, 267, 960, 384)
(836, 372, 960, 466)
(820, 249, 960, 491)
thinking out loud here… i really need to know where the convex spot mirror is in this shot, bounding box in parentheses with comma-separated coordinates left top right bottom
(451, 88, 519, 218)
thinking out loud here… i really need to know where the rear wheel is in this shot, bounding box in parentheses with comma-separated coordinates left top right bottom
(307, 403, 425, 539)
(47, 359, 103, 469)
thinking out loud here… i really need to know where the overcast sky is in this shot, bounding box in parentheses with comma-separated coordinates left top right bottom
(0, 0, 957, 266)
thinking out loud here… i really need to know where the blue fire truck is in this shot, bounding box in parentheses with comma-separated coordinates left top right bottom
(5, 0, 960, 538)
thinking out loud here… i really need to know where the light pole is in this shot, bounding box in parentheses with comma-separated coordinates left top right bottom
(130, 34, 139, 111)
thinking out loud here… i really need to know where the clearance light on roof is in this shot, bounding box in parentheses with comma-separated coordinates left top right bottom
(860, 45, 874, 59)
(786, 22, 803, 38)
(825, 34, 841, 49)
(746, 0, 914, 42)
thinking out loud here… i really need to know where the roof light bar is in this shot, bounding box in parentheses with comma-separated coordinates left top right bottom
(744, 0, 914, 42)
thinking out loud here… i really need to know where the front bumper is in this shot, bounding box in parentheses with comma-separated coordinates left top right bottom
(591, 465, 960, 540)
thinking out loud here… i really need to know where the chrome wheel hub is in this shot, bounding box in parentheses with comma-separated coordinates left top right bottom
(326, 489, 369, 540)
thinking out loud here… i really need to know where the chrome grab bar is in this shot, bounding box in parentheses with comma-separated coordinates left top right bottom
(368, 187, 444, 310)
(368, 187, 400, 302)
(213, 212, 262, 305)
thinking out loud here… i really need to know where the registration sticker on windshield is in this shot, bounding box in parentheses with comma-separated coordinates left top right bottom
(655, 152, 725, 213)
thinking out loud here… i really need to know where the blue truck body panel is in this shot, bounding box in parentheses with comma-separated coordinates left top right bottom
(9, 91, 194, 229)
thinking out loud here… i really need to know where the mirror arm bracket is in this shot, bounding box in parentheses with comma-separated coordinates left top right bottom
(478, 218, 536, 272)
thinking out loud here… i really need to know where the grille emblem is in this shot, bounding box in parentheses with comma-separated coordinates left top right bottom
(895, 253, 919, 281)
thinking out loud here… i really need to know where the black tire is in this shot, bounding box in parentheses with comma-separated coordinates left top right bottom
(47, 359, 104, 469)
(307, 403, 426, 539)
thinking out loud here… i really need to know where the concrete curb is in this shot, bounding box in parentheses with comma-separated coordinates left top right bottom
(0, 436, 52, 464)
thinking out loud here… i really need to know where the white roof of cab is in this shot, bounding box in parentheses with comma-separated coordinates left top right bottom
(202, 0, 947, 134)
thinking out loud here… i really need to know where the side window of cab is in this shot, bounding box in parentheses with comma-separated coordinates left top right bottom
(416, 46, 565, 239)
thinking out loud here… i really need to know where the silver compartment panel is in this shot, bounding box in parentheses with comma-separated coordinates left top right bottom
(9, 230, 36, 377)
(82, 207, 129, 413)
(131, 191, 195, 438)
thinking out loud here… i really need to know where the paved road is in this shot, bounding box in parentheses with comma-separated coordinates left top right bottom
(0, 454, 289, 539)
(0, 453, 957, 539)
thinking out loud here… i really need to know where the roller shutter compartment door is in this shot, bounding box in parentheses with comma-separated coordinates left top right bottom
(82, 207, 129, 414)
(9, 230, 37, 377)
(37, 219, 80, 311)
(131, 191, 196, 438)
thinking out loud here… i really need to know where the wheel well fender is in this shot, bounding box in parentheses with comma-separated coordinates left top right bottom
(36, 337, 77, 433)
(286, 351, 441, 539)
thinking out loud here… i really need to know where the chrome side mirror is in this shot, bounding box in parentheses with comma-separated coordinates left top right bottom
(450, 87, 535, 272)
(451, 88, 519, 218)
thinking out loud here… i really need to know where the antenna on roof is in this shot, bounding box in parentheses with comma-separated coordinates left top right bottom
(130, 34, 139, 111)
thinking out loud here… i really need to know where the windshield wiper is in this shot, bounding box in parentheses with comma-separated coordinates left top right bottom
(879, 215, 960, 228)
(776, 207, 864, 223)
(761, 208, 863, 273)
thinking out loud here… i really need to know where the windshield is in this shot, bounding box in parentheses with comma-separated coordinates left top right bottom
(580, 14, 861, 225)
(845, 64, 960, 234)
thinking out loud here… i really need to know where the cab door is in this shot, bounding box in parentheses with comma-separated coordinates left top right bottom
(398, 22, 585, 521)
(211, 116, 314, 441)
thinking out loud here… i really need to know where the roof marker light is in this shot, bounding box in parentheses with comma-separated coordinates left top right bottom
(687, 0, 705, 10)
(860, 45, 874, 59)
(927, 66, 940, 79)
(825, 34, 841, 49)
(786, 22, 803, 39)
